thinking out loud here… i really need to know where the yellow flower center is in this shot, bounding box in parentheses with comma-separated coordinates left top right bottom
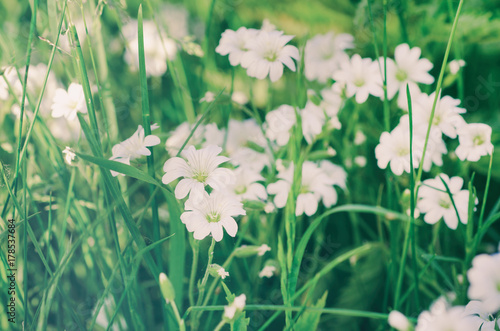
(193, 171, 208, 182)
(473, 134, 484, 146)
(207, 211, 221, 223)
(396, 68, 408, 82)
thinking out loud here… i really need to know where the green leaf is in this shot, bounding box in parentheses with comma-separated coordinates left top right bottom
(231, 312, 250, 331)
(331, 246, 387, 331)
(295, 292, 328, 331)
(75, 151, 170, 191)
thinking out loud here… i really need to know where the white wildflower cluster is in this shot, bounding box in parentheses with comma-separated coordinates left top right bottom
(162, 144, 245, 242)
(374, 60, 492, 176)
(390, 246, 500, 331)
(264, 89, 342, 147)
(216, 21, 299, 82)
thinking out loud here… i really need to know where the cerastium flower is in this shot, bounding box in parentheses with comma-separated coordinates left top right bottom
(181, 190, 245, 241)
(162, 145, 234, 199)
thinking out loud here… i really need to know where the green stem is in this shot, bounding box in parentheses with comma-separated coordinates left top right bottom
(213, 320, 226, 331)
(169, 300, 186, 331)
(189, 240, 200, 307)
(186, 304, 417, 322)
(87, 0, 119, 140)
(138, 5, 162, 267)
(414, 0, 464, 186)
(192, 238, 216, 328)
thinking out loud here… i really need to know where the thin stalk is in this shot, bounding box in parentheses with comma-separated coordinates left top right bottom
(394, 85, 419, 310)
(138, 5, 161, 266)
(188, 240, 200, 307)
(213, 320, 226, 331)
(89, 0, 119, 140)
(16, 0, 39, 326)
(192, 238, 216, 328)
(415, 0, 464, 186)
(23, 155, 29, 325)
(186, 305, 416, 322)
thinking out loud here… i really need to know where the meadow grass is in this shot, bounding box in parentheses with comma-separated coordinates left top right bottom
(1, 0, 499, 330)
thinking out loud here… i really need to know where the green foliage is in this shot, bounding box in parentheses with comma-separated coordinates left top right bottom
(0, 0, 499, 330)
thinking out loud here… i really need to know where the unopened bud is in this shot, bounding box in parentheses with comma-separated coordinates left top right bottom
(159, 273, 175, 303)
(208, 264, 229, 279)
(388, 310, 413, 331)
(234, 244, 271, 258)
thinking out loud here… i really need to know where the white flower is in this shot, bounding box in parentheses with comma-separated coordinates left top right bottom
(109, 124, 161, 176)
(51, 83, 87, 120)
(455, 123, 494, 162)
(163, 145, 234, 199)
(111, 124, 161, 160)
(388, 311, 412, 331)
(230, 148, 270, 173)
(264, 202, 275, 214)
(301, 101, 326, 144)
(398, 114, 448, 172)
(257, 244, 271, 256)
(224, 294, 246, 320)
(226, 119, 267, 155)
(265, 105, 297, 146)
(225, 119, 270, 172)
(217, 267, 229, 279)
(417, 174, 472, 230)
(259, 265, 277, 278)
(200, 91, 215, 103)
(415, 304, 474, 331)
(449, 59, 466, 75)
(240, 30, 299, 82)
(266, 161, 294, 208)
(412, 92, 466, 139)
(268, 161, 345, 216)
(319, 160, 347, 189)
(0, 66, 20, 100)
(375, 122, 419, 176)
(181, 190, 245, 241)
(165, 122, 204, 156)
(354, 156, 367, 167)
(209, 264, 230, 279)
(123, 20, 177, 77)
(304, 32, 353, 83)
(354, 131, 366, 145)
(333, 54, 383, 104)
(467, 252, 500, 313)
(231, 91, 249, 105)
(160, 3, 190, 40)
(261, 19, 276, 32)
(14, 63, 58, 117)
(229, 167, 267, 201)
(384, 44, 434, 108)
(462, 300, 499, 330)
(295, 161, 342, 216)
(165, 121, 225, 156)
(320, 86, 343, 118)
(216, 27, 259, 66)
(62, 147, 76, 165)
(94, 296, 127, 331)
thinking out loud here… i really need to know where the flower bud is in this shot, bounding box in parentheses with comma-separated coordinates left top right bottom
(159, 273, 175, 303)
(234, 244, 271, 258)
(388, 310, 413, 331)
(208, 264, 229, 279)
